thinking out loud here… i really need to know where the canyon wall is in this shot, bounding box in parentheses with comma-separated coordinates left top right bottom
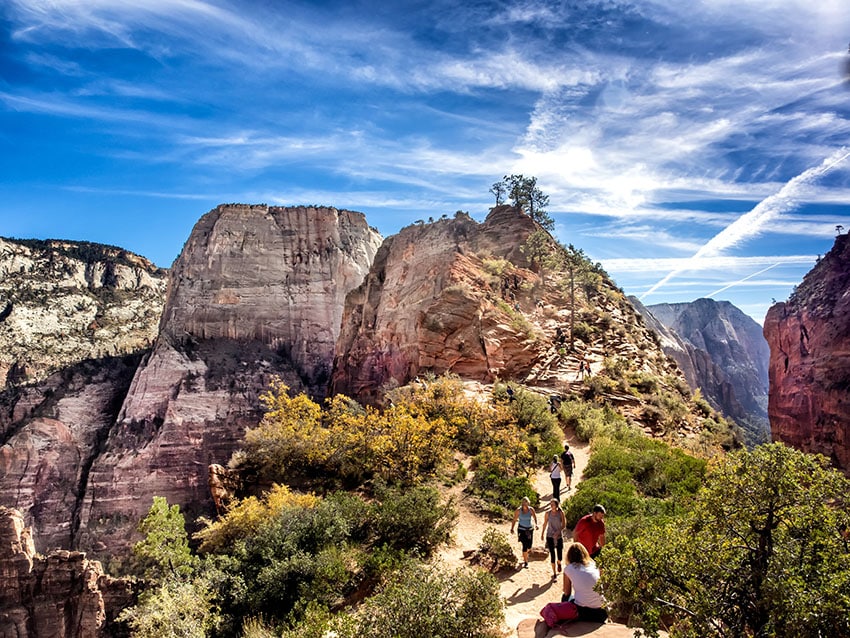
(76, 205, 382, 551)
(0, 206, 381, 554)
(763, 234, 850, 472)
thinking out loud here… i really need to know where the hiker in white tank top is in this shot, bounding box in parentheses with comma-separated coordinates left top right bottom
(549, 454, 565, 499)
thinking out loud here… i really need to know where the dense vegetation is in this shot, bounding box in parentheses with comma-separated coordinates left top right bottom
(118, 374, 562, 637)
(117, 373, 850, 638)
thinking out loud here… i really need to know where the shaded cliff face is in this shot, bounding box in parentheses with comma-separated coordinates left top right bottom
(763, 234, 850, 472)
(641, 298, 770, 445)
(0, 239, 165, 551)
(0, 238, 166, 388)
(76, 205, 382, 551)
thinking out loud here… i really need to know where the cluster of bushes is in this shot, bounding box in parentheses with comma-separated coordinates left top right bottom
(244, 375, 562, 515)
(562, 424, 706, 531)
(120, 483, 470, 637)
(119, 373, 577, 637)
(599, 443, 850, 638)
(468, 382, 563, 514)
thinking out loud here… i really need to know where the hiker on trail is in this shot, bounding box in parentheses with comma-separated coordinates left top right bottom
(562, 542, 608, 623)
(560, 444, 575, 491)
(541, 499, 567, 579)
(573, 504, 606, 559)
(510, 496, 538, 568)
(549, 454, 565, 500)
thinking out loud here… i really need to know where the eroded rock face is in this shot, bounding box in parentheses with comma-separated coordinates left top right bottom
(0, 238, 166, 389)
(0, 506, 131, 638)
(0, 355, 141, 551)
(332, 207, 540, 402)
(332, 206, 684, 408)
(641, 298, 771, 445)
(76, 205, 382, 551)
(763, 234, 850, 472)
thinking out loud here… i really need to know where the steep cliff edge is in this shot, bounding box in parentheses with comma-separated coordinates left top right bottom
(763, 234, 850, 472)
(76, 205, 382, 551)
(640, 298, 770, 446)
(0, 240, 165, 550)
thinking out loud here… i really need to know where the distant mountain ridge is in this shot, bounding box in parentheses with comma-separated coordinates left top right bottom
(633, 297, 770, 446)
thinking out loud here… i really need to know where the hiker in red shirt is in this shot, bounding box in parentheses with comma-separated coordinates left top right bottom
(573, 504, 606, 558)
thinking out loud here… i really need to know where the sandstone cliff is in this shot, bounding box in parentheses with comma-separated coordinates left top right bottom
(763, 234, 850, 472)
(75, 205, 382, 551)
(0, 506, 132, 638)
(332, 206, 686, 415)
(640, 298, 770, 446)
(0, 238, 166, 388)
(0, 240, 165, 550)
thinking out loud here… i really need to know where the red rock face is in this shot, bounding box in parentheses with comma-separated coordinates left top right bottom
(763, 234, 850, 472)
(75, 205, 382, 552)
(332, 208, 541, 403)
(0, 506, 131, 638)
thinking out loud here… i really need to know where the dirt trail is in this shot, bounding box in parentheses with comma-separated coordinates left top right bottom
(437, 431, 592, 636)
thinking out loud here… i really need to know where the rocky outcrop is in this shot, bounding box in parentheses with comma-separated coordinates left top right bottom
(0, 506, 132, 638)
(638, 298, 770, 445)
(763, 234, 850, 472)
(333, 207, 537, 402)
(0, 238, 166, 389)
(332, 206, 684, 407)
(75, 205, 381, 551)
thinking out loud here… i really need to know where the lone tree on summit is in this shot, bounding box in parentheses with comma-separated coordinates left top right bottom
(493, 174, 554, 231)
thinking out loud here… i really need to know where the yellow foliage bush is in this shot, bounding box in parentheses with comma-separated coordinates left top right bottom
(195, 484, 318, 553)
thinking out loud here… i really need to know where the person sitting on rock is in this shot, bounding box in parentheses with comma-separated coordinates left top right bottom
(562, 542, 608, 623)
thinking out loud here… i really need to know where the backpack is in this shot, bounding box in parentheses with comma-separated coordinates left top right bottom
(540, 600, 579, 627)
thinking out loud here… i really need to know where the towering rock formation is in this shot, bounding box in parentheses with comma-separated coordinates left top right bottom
(763, 234, 850, 472)
(332, 206, 684, 409)
(333, 207, 539, 401)
(639, 298, 770, 445)
(0, 240, 165, 550)
(75, 205, 381, 551)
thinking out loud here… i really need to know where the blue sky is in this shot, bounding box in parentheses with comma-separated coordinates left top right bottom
(2, 0, 850, 324)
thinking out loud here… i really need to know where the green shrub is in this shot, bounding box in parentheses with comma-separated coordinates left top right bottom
(117, 578, 219, 638)
(562, 471, 640, 528)
(337, 564, 504, 638)
(370, 484, 458, 557)
(559, 399, 626, 442)
(572, 321, 595, 342)
(478, 526, 518, 569)
(469, 473, 537, 517)
(600, 444, 850, 638)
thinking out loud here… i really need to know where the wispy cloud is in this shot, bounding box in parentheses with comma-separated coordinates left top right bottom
(639, 148, 850, 299)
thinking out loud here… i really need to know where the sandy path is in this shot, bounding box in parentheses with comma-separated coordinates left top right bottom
(438, 430, 591, 635)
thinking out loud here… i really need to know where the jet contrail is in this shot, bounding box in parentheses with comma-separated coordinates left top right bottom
(640, 147, 850, 300)
(706, 262, 781, 297)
